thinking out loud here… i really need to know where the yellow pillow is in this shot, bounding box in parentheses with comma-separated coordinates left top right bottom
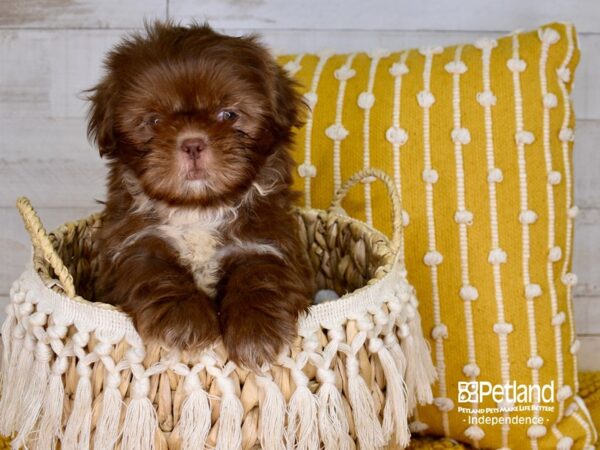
(279, 23, 598, 449)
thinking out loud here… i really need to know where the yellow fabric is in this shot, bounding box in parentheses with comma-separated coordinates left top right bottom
(579, 372, 600, 433)
(279, 23, 598, 449)
(409, 438, 468, 450)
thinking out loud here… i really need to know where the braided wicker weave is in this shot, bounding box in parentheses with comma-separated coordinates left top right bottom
(0, 169, 436, 450)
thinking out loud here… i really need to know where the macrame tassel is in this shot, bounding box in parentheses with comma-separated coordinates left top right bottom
(400, 316, 436, 410)
(282, 353, 319, 450)
(92, 374, 124, 450)
(386, 330, 413, 415)
(8, 334, 36, 433)
(370, 338, 410, 448)
(256, 374, 286, 450)
(178, 374, 211, 450)
(286, 383, 319, 450)
(13, 342, 52, 448)
(120, 378, 158, 450)
(385, 334, 407, 378)
(33, 363, 66, 450)
(316, 370, 352, 450)
(215, 376, 244, 450)
(0, 303, 16, 374)
(62, 365, 93, 450)
(0, 324, 25, 436)
(2, 287, 25, 366)
(345, 354, 385, 449)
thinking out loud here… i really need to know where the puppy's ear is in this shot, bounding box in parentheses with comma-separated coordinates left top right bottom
(271, 65, 306, 132)
(87, 78, 118, 158)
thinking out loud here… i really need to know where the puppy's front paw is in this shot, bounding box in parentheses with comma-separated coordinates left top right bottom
(131, 293, 220, 351)
(220, 299, 298, 370)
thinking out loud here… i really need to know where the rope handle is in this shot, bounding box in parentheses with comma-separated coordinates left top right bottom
(328, 168, 403, 253)
(16, 197, 76, 297)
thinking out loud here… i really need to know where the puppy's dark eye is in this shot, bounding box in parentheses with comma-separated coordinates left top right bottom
(146, 116, 161, 126)
(217, 110, 238, 122)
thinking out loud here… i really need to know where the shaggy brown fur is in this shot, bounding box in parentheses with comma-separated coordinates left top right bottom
(88, 22, 315, 369)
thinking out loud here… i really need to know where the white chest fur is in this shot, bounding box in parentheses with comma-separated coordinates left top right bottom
(122, 172, 285, 296)
(158, 207, 230, 296)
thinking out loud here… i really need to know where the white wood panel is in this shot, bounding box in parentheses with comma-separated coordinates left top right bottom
(0, 29, 124, 118)
(170, 0, 600, 34)
(1, 29, 599, 121)
(574, 297, 600, 336)
(573, 208, 600, 300)
(2, 0, 599, 36)
(0, 206, 100, 291)
(0, 0, 165, 29)
(574, 122, 600, 209)
(578, 336, 600, 370)
(0, 159, 106, 208)
(0, 116, 93, 161)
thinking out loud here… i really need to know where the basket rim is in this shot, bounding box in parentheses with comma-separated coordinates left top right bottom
(30, 206, 400, 330)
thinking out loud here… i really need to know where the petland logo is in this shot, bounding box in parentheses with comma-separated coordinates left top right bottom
(458, 381, 555, 404)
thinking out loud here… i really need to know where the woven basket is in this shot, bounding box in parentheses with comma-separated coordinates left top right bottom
(0, 169, 436, 450)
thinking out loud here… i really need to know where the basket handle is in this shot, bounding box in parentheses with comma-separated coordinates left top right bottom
(328, 168, 403, 254)
(16, 197, 76, 297)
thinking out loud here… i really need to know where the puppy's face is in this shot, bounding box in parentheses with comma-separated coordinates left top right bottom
(89, 23, 302, 206)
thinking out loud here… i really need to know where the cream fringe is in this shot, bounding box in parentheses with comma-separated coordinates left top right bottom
(9, 335, 36, 433)
(12, 346, 50, 448)
(33, 369, 65, 450)
(62, 374, 93, 450)
(285, 383, 319, 450)
(178, 380, 211, 450)
(345, 352, 386, 449)
(0, 324, 24, 436)
(215, 384, 244, 450)
(284, 352, 319, 450)
(257, 374, 286, 450)
(120, 380, 158, 450)
(1, 272, 435, 450)
(402, 317, 437, 410)
(373, 338, 410, 447)
(92, 378, 124, 450)
(316, 374, 353, 450)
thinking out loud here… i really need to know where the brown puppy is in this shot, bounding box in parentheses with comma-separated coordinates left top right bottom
(88, 22, 315, 369)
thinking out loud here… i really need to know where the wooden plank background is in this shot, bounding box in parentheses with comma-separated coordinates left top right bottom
(1, 0, 599, 368)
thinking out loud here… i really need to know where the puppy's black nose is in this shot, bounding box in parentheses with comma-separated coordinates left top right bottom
(181, 138, 206, 159)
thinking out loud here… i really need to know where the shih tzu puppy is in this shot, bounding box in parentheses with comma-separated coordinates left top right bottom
(88, 22, 315, 368)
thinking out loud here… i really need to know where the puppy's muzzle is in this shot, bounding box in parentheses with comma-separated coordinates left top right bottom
(181, 137, 207, 160)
